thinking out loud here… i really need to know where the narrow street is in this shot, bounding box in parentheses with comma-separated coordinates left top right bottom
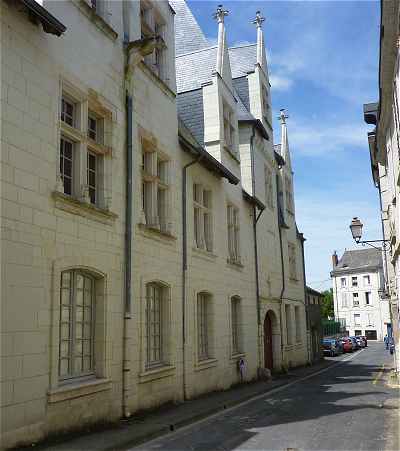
(133, 344, 399, 451)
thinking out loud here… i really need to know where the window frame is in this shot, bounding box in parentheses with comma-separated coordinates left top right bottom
(288, 242, 297, 281)
(227, 204, 241, 264)
(351, 276, 358, 287)
(193, 184, 213, 252)
(231, 296, 242, 355)
(197, 292, 212, 361)
(59, 270, 96, 381)
(353, 292, 359, 307)
(264, 165, 274, 210)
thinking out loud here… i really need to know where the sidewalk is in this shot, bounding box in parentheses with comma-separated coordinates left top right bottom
(20, 359, 336, 451)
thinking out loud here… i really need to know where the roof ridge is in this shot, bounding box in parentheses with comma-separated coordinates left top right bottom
(175, 45, 217, 58)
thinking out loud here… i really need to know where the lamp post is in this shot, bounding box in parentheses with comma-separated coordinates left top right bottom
(349, 217, 390, 250)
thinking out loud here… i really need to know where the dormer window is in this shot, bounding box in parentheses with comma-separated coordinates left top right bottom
(140, 1, 167, 83)
(223, 102, 236, 155)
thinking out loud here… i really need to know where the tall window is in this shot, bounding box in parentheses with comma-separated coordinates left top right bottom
(352, 276, 358, 287)
(59, 92, 108, 208)
(285, 304, 292, 345)
(367, 313, 374, 326)
(285, 175, 294, 214)
(365, 292, 371, 305)
(262, 85, 270, 120)
(60, 138, 74, 196)
(197, 292, 212, 361)
(294, 306, 301, 343)
(231, 296, 242, 354)
(265, 165, 274, 209)
(363, 275, 371, 286)
(288, 243, 297, 281)
(353, 292, 359, 306)
(341, 277, 347, 288)
(341, 292, 348, 308)
(223, 102, 236, 154)
(227, 204, 240, 264)
(193, 185, 213, 252)
(142, 149, 169, 232)
(146, 283, 168, 368)
(354, 313, 361, 326)
(59, 270, 95, 379)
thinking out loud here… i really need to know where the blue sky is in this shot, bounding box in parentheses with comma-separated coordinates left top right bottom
(187, 0, 381, 291)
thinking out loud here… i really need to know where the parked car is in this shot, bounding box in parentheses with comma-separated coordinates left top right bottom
(355, 336, 366, 348)
(335, 338, 344, 354)
(349, 336, 360, 350)
(356, 335, 367, 348)
(341, 337, 353, 353)
(322, 338, 340, 356)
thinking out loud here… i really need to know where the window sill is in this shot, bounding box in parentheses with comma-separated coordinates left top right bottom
(48, 377, 111, 403)
(227, 258, 244, 271)
(192, 247, 217, 262)
(223, 145, 240, 164)
(194, 358, 218, 372)
(230, 352, 246, 362)
(139, 365, 176, 384)
(137, 223, 177, 243)
(53, 191, 117, 225)
(139, 61, 176, 100)
(76, 0, 118, 41)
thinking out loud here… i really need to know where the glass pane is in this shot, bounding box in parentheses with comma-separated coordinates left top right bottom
(83, 357, 91, 372)
(83, 340, 91, 356)
(76, 274, 84, 289)
(60, 322, 70, 340)
(83, 306, 92, 321)
(59, 358, 69, 377)
(83, 323, 91, 339)
(62, 271, 71, 288)
(75, 322, 83, 339)
(61, 306, 70, 322)
(76, 306, 83, 322)
(60, 340, 69, 358)
(64, 178, 72, 196)
(76, 288, 84, 306)
(75, 339, 83, 356)
(61, 288, 70, 306)
(74, 357, 82, 374)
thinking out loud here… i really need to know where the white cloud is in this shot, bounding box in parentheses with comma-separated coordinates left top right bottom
(269, 74, 293, 92)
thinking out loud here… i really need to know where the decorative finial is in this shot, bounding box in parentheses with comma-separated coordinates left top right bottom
(278, 109, 289, 124)
(252, 11, 265, 28)
(213, 4, 229, 24)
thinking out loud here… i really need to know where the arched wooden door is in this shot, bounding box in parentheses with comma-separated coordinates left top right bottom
(264, 313, 273, 370)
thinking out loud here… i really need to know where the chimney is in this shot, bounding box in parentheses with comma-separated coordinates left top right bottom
(332, 251, 338, 268)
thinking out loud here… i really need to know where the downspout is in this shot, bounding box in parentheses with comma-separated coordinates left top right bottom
(299, 236, 310, 364)
(182, 155, 202, 400)
(276, 173, 286, 369)
(122, 7, 133, 417)
(122, 93, 133, 418)
(250, 125, 264, 371)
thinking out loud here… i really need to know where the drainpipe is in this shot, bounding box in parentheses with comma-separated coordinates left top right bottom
(182, 156, 202, 400)
(122, 92, 133, 418)
(250, 125, 264, 371)
(276, 174, 286, 369)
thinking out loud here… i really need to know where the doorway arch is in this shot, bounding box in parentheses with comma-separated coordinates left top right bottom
(264, 310, 279, 370)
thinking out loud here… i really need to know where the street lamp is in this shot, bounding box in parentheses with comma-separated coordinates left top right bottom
(349, 217, 363, 243)
(349, 217, 389, 250)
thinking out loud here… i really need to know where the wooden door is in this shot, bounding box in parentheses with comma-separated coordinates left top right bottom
(264, 314, 273, 370)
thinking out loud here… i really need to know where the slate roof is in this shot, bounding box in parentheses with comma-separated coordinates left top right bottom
(229, 44, 258, 78)
(331, 248, 383, 276)
(169, 0, 210, 56)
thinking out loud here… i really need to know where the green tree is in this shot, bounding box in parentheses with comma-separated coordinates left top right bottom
(321, 289, 334, 319)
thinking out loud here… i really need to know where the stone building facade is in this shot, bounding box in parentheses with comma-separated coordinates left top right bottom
(1, 0, 308, 448)
(362, 0, 400, 373)
(331, 249, 390, 341)
(305, 286, 323, 363)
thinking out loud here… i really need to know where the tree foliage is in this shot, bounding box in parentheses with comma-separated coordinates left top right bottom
(321, 289, 334, 319)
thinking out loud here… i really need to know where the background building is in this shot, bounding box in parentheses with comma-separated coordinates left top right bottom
(331, 249, 390, 340)
(305, 286, 323, 363)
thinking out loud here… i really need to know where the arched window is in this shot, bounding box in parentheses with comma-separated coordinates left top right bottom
(146, 282, 169, 368)
(59, 270, 96, 379)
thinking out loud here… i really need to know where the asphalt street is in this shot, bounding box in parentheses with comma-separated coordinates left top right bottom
(132, 343, 399, 451)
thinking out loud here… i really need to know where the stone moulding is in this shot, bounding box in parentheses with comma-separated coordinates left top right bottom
(52, 191, 118, 225)
(47, 378, 111, 403)
(138, 365, 176, 384)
